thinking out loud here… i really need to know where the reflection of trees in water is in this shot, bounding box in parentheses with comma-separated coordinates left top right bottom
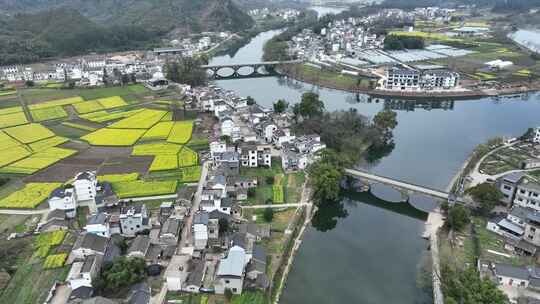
(277, 76, 305, 90)
(311, 199, 348, 232)
(365, 139, 396, 165)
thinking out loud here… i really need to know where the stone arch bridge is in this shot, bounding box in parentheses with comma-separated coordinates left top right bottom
(201, 60, 304, 80)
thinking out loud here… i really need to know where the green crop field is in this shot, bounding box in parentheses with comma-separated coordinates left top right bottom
(0, 111, 28, 128)
(97, 96, 128, 109)
(1, 147, 77, 174)
(35, 230, 67, 248)
(273, 174, 284, 203)
(0, 106, 23, 115)
(82, 128, 146, 146)
(178, 147, 198, 167)
(60, 122, 96, 132)
(179, 166, 202, 182)
(0, 131, 23, 149)
(0, 183, 61, 208)
(43, 253, 67, 269)
(28, 96, 84, 110)
(98, 173, 139, 183)
(73, 100, 104, 114)
(150, 155, 179, 171)
(4, 123, 55, 143)
(0, 145, 32, 168)
(111, 180, 178, 198)
(161, 112, 173, 121)
(167, 121, 193, 144)
(141, 122, 174, 141)
(28, 136, 69, 152)
(0, 90, 16, 96)
(108, 109, 167, 129)
(79, 109, 144, 123)
(132, 142, 183, 156)
(30, 106, 68, 122)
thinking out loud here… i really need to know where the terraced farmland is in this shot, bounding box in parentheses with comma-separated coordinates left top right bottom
(30, 106, 68, 122)
(150, 155, 179, 171)
(108, 109, 167, 129)
(0, 111, 28, 128)
(178, 147, 198, 167)
(4, 124, 55, 143)
(141, 122, 174, 141)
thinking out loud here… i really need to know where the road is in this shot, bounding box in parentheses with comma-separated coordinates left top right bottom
(0, 208, 49, 215)
(345, 168, 450, 200)
(241, 203, 308, 209)
(178, 161, 209, 249)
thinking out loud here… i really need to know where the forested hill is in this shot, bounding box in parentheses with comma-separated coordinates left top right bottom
(0, 0, 254, 65)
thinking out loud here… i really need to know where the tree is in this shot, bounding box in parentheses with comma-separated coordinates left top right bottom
(247, 188, 256, 198)
(373, 109, 398, 142)
(218, 218, 229, 234)
(165, 56, 207, 87)
(441, 265, 508, 304)
(446, 205, 470, 231)
(273, 99, 289, 113)
(308, 150, 344, 206)
(25, 80, 34, 87)
(466, 183, 503, 214)
(121, 73, 130, 86)
(246, 96, 256, 105)
(263, 207, 274, 222)
(94, 256, 146, 292)
(297, 92, 325, 119)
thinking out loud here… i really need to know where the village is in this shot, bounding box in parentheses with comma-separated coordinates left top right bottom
(0, 73, 324, 304)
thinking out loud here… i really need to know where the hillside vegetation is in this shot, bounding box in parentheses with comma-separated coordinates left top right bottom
(0, 0, 254, 65)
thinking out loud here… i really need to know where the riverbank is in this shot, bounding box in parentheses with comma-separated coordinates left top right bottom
(279, 64, 540, 100)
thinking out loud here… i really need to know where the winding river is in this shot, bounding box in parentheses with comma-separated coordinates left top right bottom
(210, 8, 540, 304)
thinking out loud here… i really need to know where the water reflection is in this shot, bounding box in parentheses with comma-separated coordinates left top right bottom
(408, 193, 441, 213)
(369, 183, 405, 203)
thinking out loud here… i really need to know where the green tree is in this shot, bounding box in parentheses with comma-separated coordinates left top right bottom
(273, 99, 289, 113)
(466, 183, 503, 214)
(94, 256, 146, 292)
(441, 265, 507, 304)
(446, 204, 470, 231)
(308, 150, 344, 205)
(297, 92, 325, 119)
(263, 208, 274, 222)
(165, 56, 207, 87)
(373, 109, 398, 141)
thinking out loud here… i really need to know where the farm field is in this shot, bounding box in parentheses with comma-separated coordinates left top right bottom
(0, 111, 28, 128)
(111, 180, 178, 198)
(178, 147, 198, 167)
(82, 128, 146, 146)
(0, 106, 23, 115)
(0, 145, 32, 168)
(60, 122, 96, 132)
(28, 96, 84, 110)
(132, 142, 183, 156)
(30, 106, 68, 122)
(141, 122, 174, 141)
(79, 109, 145, 123)
(43, 253, 68, 269)
(0, 130, 23, 149)
(273, 174, 284, 204)
(150, 155, 179, 171)
(98, 173, 139, 183)
(28, 136, 69, 152)
(167, 121, 194, 144)
(1, 147, 77, 174)
(0, 183, 61, 208)
(73, 100, 103, 114)
(35, 230, 67, 248)
(108, 109, 167, 129)
(4, 123, 55, 143)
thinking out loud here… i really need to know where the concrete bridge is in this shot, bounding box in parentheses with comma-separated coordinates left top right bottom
(202, 60, 303, 80)
(345, 168, 458, 202)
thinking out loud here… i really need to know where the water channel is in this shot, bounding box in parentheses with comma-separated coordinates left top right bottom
(209, 8, 540, 303)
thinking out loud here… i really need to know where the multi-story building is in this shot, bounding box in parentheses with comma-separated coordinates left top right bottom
(514, 178, 540, 212)
(214, 246, 247, 295)
(119, 205, 150, 236)
(239, 144, 271, 168)
(384, 67, 459, 91)
(533, 127, 540, 144)
(385, 68, 420, 90)
(84, 213, 110, 237)
(48, 187, 77, 218)
(421, 70, 459, 90)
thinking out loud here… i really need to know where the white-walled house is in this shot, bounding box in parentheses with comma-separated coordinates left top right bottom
(73, 171, 98, 213)
(193, 224, 208, 250)
(214, 246, 247, 295)
(48, 187, 77, 218)
(84, 213, 110, 238)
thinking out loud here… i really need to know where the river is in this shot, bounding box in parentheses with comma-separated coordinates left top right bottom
(209, 8, 540, 304)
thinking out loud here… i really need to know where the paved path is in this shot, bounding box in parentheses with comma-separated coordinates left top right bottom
(425, 210, 444, 304)
(0, 208, 49, 215)
(178, 161, 209, 250)
(241, 203, 308, 209)
(345, 168, 450, 200)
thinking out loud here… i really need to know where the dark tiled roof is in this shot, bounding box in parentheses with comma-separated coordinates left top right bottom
(494, 263, 530, 280)
(69, 286, 94, 300)
(73, 233, 108, 253)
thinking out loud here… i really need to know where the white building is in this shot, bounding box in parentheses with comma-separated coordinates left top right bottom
(385, 67, 459, 91)
(84, 213, 110, 238)
(214, 246, 247, 295)
(73, 171, 98, 213)
(48, 187, 77, 218)
(239, 144, 271, 168)
(193, 224, 208, 250)
(533, 127, 540, 144)
(119, 205, 150, 237)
